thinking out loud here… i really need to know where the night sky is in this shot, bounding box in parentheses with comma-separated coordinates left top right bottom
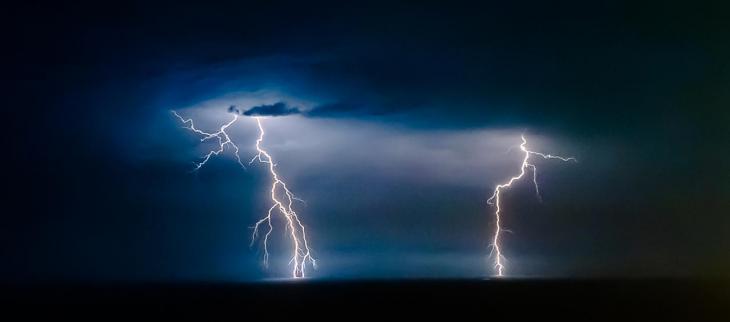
(4, 1, 729, 282)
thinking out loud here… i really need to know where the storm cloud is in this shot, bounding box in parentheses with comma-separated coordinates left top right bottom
(232, 100, 390, 119)
(5, 0, 728, 282)
(241, 102, 301, 117)
(306, 101, 390, 118)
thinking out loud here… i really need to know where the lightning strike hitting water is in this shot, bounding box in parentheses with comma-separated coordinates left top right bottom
(172, 111, 315, 278)
(249, 117, 315, 278)
(486, 135, 576, 277)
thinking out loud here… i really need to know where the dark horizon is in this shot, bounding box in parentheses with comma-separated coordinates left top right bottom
(3, 278, 728, 320)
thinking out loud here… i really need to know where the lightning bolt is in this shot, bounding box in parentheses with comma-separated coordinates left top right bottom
(172, 111, 315, 278)
(249, 117, 315, 278)
(171, 111, 245, 171)
(486, 135, 576, 277)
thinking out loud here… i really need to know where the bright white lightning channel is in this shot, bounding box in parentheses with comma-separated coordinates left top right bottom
(249, 116, 315, 278)
(172, 111, 315, 278)
(172, 111, 245, 171)
(486, 135, 576, 277)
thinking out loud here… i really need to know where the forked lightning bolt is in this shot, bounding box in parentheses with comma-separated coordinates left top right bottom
(172, 111, 315, 278)
(250, 117, 315, 278)
(171, 111, 245, 171)
(486, 135, 576, 277)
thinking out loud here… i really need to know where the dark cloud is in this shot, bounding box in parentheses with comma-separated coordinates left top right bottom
(236, 101, 383, 118)
(227, 105, 242, 114)
(5, 0, 728, 282)
(305, 101, 390, 118)
(241, 102, 301, 117)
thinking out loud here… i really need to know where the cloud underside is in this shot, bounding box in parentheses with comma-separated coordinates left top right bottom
(237, 102, 301, 117)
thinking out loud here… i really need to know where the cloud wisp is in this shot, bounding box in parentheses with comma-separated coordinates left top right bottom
(231, 102, 302, 117)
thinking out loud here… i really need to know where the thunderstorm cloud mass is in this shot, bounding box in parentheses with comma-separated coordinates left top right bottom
(4, 0, 728, 284)
(239, 102, 301, 117)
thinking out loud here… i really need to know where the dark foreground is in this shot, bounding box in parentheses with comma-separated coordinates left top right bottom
(2, 279, 728, 320)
